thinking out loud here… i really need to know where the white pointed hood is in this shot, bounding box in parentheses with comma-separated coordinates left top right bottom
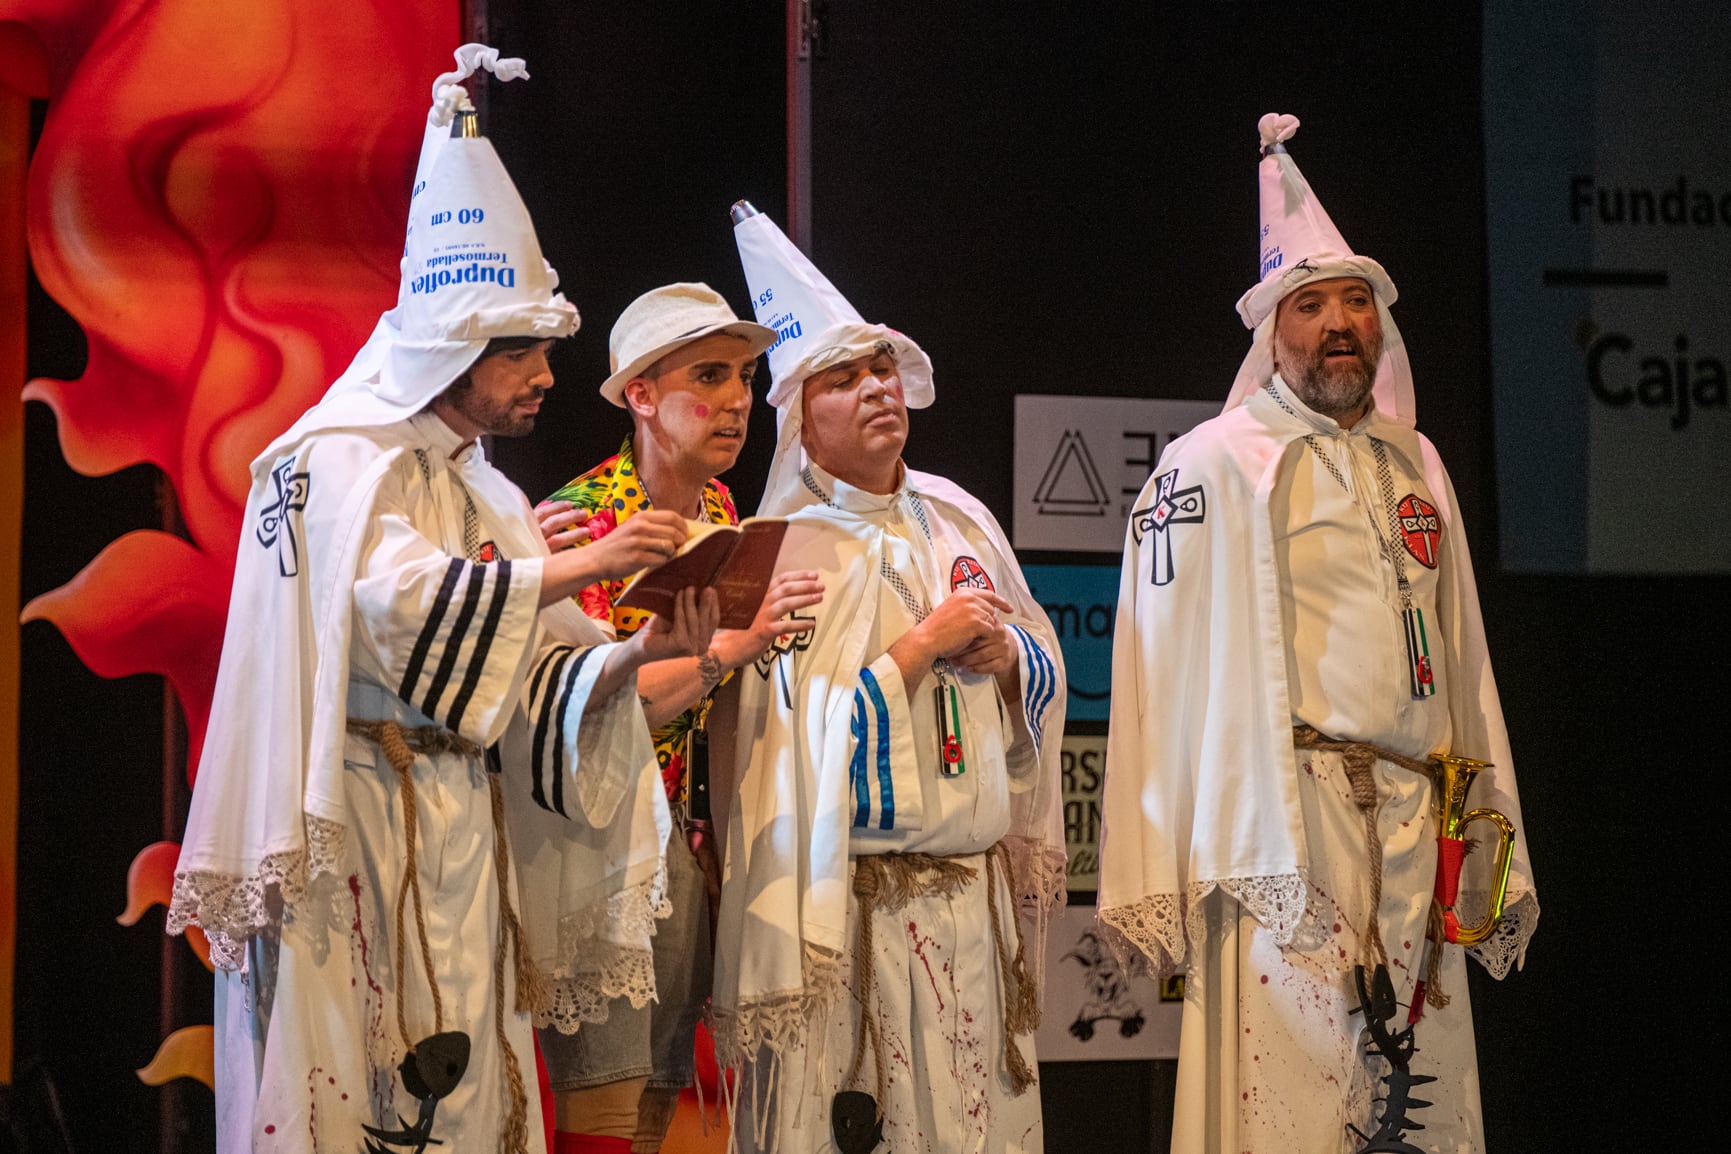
(732, 205, 933, 514)
(1223, 114, 1414, 426)
(258, 44, 579, 467)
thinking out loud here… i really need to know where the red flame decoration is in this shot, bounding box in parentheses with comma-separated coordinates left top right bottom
(7, 0, 460, 1089)
(15, 0, 458, 777)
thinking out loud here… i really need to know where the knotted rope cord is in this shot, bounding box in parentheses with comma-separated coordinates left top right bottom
(843, 854, 976, 1115)
(488, 769, 548, 1154)
(983, 842, 1039, 1095)
(346, 719, 483, 1045)
(841, 847, 1040, 1114)
(1290, 726, 1432, 972)
(346, 718, 543, 1154)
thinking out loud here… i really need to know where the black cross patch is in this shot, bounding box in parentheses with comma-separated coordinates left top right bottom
(1131, 469, 1206, 587)
(256, 459, 310, 577)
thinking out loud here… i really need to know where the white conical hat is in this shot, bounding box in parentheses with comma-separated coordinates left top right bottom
(257, 45, 579, 465)
(1223, 114, 1414, 424)
(733, 204, 934, 514)
(733, 207, 932, 409)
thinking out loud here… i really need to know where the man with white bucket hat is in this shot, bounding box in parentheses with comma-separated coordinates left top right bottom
(534, 283, 825, 1154)
(1098, 114, 1539, 1153)
(710, 204, 1067, 1153)
(169, 47, 716, 1153)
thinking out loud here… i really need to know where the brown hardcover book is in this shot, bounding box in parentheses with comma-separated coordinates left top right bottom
(614, 517, 790, 630)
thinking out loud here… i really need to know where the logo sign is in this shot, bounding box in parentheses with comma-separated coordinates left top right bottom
(1395, 494, 1441, 568)
(1485, 3, 1730, 571)
(1059, 732, 1107, 890)
(1023, 564, 1117, 722)
(1013, 396, 1218, 553)
(1034, 904, 1182, 1061)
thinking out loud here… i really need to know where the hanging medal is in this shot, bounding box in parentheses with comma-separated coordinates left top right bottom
(1403, 603, 1436, 698)
(1371, 440, 1439, 701)
(933, 668, 967, 776)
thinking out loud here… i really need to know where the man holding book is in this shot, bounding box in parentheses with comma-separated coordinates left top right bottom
(711, 206, 1068, 1153)
(534, 283, 824, 1154)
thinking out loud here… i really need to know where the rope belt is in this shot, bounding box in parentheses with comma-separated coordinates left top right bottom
(346, 718, 549, 1154)
(1290, 725, 1433, 975)
(842, 842, 1040, 1118)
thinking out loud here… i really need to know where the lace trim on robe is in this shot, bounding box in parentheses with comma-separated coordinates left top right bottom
(536, 863, 672, 1034)
(1098, 873, 1309, 978)
(1461, 889, 1539, 980)
(167, 814, 351, 971)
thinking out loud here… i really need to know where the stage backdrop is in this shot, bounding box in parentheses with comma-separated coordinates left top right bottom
(8, 0, 458, 1140)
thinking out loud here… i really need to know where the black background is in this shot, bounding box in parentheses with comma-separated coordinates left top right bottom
(17, 4, 1726, 1150)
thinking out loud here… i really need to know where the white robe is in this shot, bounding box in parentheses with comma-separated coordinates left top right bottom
(177, 411, 668, 1152)
(1099, 379, 1538, 1153)
(716, 462, 1066, 1153)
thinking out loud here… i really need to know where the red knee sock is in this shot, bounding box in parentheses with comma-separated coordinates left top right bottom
(553, 1134, 633, 1154)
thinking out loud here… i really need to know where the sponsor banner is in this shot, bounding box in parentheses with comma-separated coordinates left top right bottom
(1485, 1, 1730, 572)
(1022, 564, 1117, 722)
(1035, 904, 1182, 1062)
(1012, 395, 1218, 553)
(1059, 732, 1106, 891)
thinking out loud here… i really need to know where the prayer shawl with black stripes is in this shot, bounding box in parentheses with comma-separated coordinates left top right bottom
(170, 413, 669, 1026)
(711, 466, 1067, 1091)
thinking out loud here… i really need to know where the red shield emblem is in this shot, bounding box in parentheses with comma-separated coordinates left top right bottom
(950, 556, 994, 591)
(1395, 495, 1441, 569)
(477, 541, 497, 563)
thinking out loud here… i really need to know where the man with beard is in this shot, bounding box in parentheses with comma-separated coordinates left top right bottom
(171, 50, 713, 1153)
(535, 283, 825, 1154)
(1098, 115, 1537, 1153)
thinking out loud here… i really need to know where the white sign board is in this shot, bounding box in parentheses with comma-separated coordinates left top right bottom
(1034, 905, 1183, 1062)
(1013, 396, 1218, 553)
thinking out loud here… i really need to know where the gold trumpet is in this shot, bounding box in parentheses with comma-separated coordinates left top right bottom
(1429, 754, 1516, 946)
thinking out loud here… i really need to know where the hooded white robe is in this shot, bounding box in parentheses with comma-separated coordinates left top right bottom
(177, 410, 668, 1153)
(714, 462, 1066, 1154)
(1099, 378, 1537, 1154)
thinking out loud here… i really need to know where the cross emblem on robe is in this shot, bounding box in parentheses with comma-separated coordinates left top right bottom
(1131, 469, 1205, 587)
(256, 459, 310, 577)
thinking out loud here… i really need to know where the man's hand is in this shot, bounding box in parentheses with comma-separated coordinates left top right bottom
(916, 588, 1015, 660)
(631, 586, 720, 665)
(949, 623, 1018, 677)
(579, 509, 688, 583)
(712, 569, 824, 668)
(888, 588, 1015, 696)
(534, 499, 592, 551)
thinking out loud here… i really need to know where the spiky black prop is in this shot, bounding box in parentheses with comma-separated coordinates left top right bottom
(1347, 964, 1437, 1154)
(363, 1031, 470, 1153)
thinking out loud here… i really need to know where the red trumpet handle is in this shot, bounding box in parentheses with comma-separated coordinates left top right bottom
(1434, 835, 1466, 942)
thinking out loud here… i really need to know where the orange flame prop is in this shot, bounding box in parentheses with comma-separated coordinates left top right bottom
(6, 0, 460, 1098)
(136, 1025, 215, 1090)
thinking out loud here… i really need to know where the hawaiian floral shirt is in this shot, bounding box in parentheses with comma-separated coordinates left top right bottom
(544, 437, 738, 802)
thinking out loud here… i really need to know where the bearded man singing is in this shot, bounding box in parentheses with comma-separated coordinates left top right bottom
(1098, 114, 1538, 1154)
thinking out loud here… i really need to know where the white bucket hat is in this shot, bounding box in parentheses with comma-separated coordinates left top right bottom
(1223, 113, 1415, 426)
(598, 283, 774, 407)
(258, 44, 580, 463)
(731, 202, 934, 513)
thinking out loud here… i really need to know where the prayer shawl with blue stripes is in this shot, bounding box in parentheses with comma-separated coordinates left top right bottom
(712, 467, 1068, 1085)
(170, 413, 669, 1023)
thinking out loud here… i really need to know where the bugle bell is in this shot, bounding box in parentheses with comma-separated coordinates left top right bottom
(1429, 753, 1515, 947)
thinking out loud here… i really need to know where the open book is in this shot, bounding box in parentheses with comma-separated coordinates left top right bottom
(615, 517, 789, 630)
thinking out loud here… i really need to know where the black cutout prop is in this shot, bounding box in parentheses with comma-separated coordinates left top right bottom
(831, 1089, 884, 1154)
(1346, 965, 1436, 1154)
(363, 1031, 471, 1153)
